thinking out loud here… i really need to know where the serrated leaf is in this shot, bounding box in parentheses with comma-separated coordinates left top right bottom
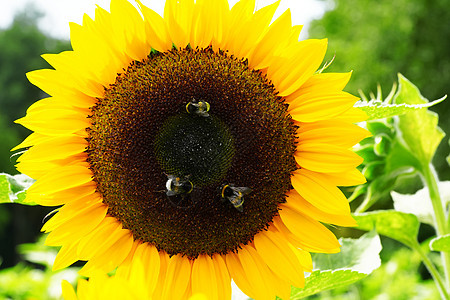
(353, 210, 419, 248)
(394, 74, 446, 167)
(292, 231, 382, 299)
(392, 181, 450, 227)
(429, 234, 450, 252)
(313, 231, 382, 273)
(291, 270, 366, 299)
(0, 173, 36, 205)
(354, 96, 445, 121)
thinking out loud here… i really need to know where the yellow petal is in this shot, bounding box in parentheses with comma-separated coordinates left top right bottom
(254, 230, 305, 287)
(248, 9, 292, 70)
(279, 205, 341, 252)
(212, 254, 231, 300)
(79, 229, 133, 275)
(16, 108, 91, 136)
(225, 252, 257, 299)
(291, 168, 350, 215)
(295, 143, 363, 173)
(226, 1, 280, 60)
(235, 245, 278, 300)
(76, 217, 120, 259)
(17, 136, 87, 163)
(110, 0, 150, 60)
(27, 165, 93, 196)
(61, 280, 77, 300)
(162, 254, 192, 300)
(268, 39, 327, 97)
(319, 168, 367, 187)
(152, 251, 170, 299)
(132, 243, 161, 295)
(164, 0, 195, 48)
(285, 189, 357, 227)
(44, 203, 107, 247)
(191, 255, 218, 299)
(297, 120, 371, 148)
(53, 242, 79, 271)
(289, 91, 359, 123)
(137, 0, 173, 52)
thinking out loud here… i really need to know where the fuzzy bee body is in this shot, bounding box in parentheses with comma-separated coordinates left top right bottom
(165, 175, 193, 197)
(186, 100, 210, 117)
(221, 184, 252, 212)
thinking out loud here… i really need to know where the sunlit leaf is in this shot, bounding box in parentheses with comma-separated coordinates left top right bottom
(292, 231, 382, 298)
(393, 74, 446, 168)
(429, 234, 450, 252)
(354, 96, 445, 121)
(291, 270, 366, 299)
(392, 181, 450, 227)
(0, 173, 36, 205)
(354, 210, 419, 248)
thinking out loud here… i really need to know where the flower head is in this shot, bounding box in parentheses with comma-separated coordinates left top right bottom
(16, 0, 368, 299)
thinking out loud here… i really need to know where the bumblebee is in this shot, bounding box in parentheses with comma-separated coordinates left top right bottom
(165, 174, 193, 196)
(220, 184, 252, 212)
(186, 100, 210, 117)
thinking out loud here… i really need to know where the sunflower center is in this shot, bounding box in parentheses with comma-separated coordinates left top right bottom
(154, 113, 234, 187)
(87, 47, 297, 258)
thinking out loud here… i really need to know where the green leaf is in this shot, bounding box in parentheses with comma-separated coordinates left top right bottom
(393, 74, 446, 168)
(291, 270, 366, 299)
(0, 173, 36, 205)
(291, 231, 382, 298)
(353, 210, 420, 248)
(354, 96, 445, 121)
(430, 234, 450, 252)
(392, 181, 450, 227)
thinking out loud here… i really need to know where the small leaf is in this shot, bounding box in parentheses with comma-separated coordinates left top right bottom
(291, 270, 366, 299)
(429, 234, 450, 252)
(313, 230, 382, 273)
(394, 74, 446, 168)
(354, 96, 445, 121)
(292, 231, 382, 298)
(353, 210, 420, 248)
(392, 181, 450, 227)
(0, 173, 36, 205)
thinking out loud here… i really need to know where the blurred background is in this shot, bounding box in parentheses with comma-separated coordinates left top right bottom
(0, 0, 448, 298)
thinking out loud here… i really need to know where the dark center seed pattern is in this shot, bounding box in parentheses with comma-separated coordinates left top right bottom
(86, 47, 298, 258)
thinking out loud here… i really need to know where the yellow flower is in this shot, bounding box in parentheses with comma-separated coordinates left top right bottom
(15, 0, 369, 299)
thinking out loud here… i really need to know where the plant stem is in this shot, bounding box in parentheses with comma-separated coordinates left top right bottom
(421, 163, 450, 292)
(412, 242, 449, 300)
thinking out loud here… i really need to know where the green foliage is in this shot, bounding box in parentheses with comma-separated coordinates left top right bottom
(392, 181, 450, 227)
(309, 0, 450, 177)
(354, 211, 419, 248)
(291, 231, 382, 298)
(309, 0, 450, 104)
(306, 247, 439, 300)
(430, 235, 450, 252)
(394, 75, 445, 169)
(355, 96, 446, 121)
(0, 173, 35, 205)
(0, 8, 70, 173)
(0, 235, 79, 300)
(351, 75, 446, 212)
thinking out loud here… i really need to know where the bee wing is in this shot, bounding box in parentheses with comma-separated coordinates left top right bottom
(166, 190, 178, 196)
(235, 205, 244, 213)
(234, 187, 252, 195)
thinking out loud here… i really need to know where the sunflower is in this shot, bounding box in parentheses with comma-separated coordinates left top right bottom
(15, 0, 368, 299)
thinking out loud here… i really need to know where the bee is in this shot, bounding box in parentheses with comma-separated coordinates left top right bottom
(164, 174, 196, 209)
(220, 184, 252, 212)
(186, 100, 210, 117)
(165, 174, 193, 196)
